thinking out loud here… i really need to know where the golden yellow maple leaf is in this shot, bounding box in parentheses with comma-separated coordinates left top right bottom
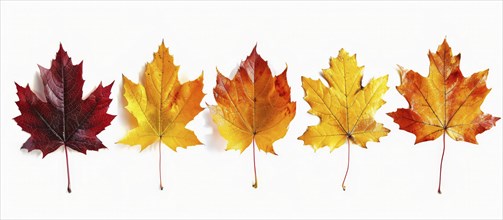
(209, 46, 296, 188)
(388, 39, 500, 194)
(118, 41, 204, 190)
(299, 49, 389, 191)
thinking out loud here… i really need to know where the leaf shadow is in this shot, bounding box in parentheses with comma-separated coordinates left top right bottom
(227, 62, 241, 78)
(200, 108, 226, 152)
(31, 70, 45, 101)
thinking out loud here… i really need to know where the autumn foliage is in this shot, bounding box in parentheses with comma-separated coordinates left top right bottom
(388, 39, 500, 193)
(14, 44, 115, 193)
(13, 40, 499, 194)
(119, 41, 204, 190)
(299, 49, 390, 190)
(209, 46, 296, 188)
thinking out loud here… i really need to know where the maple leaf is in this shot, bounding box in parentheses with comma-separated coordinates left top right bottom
(209, 46, 296, 188)
(298, 49, 390, 191)
(118, 41, 204, 190)
(14, 44, 115, 193)
(387, 39, 500, 194)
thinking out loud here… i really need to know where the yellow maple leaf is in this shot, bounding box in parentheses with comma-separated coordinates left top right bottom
(118, 41, 204, 190)
(388, 39, 500, 193)
(299, 49, 390, 191)
(209, 46, 296, 188)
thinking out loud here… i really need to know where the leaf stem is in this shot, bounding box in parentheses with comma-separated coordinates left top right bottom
(438, 131, 446, 194)
(159, 140, 163, 191)
(252, 137, 258, 188)
(64, 144, 71, 193)
(342, 138, 350, 191)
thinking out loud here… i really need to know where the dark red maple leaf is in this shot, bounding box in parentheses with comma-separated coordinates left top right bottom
(14, 44, 115, 193)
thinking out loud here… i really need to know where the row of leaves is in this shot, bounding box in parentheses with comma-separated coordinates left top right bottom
(14, 40, 499, 194)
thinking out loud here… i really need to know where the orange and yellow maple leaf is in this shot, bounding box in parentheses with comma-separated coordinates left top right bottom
(299, 49, 390, 191)
(387, 39, 500, 194)
(118, 41, 204, 190)
(209, 46, 296, 188)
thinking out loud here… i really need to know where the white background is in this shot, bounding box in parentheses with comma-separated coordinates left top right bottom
(1, 1, 502, 219)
